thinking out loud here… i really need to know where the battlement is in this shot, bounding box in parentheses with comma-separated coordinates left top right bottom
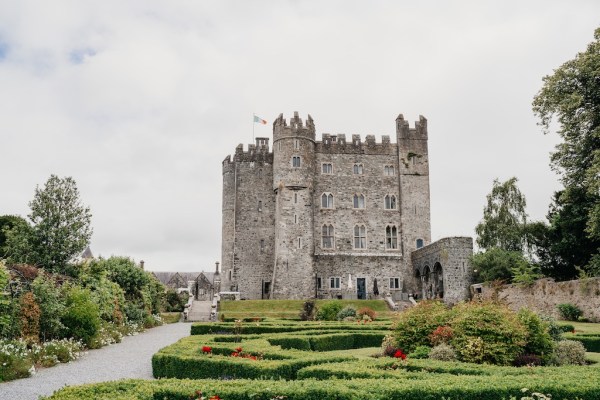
(316, 133, 396, 155)
(222, 139, 273, 169)
(396, 114, 428, 139)
(273, 112, 316, 141)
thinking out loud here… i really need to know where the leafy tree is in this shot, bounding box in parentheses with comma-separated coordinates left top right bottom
(471, 247, 531, 283)
(0, 215, 29, 257)
(475, 177, 528, 252)
(532, 27, 600, 276)
(102, 256, 149, 299)
(0, 261, 18, 339)
(5, 175, 92, 274)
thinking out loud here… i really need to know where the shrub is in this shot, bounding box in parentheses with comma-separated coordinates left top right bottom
(380, 334, 397, 357)
(429, 325, 453, 346)
(357, 307, 376, 321)
(409, 345, 431, 359)
(558, 324, 575, 333)
(315, 301, 343, 321)
(299, 300, 317, 321)
(0, 339, 33, 382)
(551, 340, 587, 365)
(513, 353, 542, 367)
(32, 273, 66, 341)
(393, 300, 450, 352)
(165, 289, 187, 312)
(517, 308, 554, 363)
(19, 291, 41, 344)
(540, 315, 563, 341)
(429, 343, 457, 361)
(450, 300, 527, 365)
(60, 286, 100, 347)
(336, 306, 357, 321)
(557, 303, 583, 321)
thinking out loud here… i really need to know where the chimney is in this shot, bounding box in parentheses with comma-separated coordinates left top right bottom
(140, 260, 145, 270)
(215, 261, 220, 274)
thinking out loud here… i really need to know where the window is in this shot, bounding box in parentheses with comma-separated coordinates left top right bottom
(297, 237, 302, 249)
(384, 165, 395, 176)
(317, 277, 322, 290)
(386, 225, 398, 249)
(294, 214, 298, 224)
(228, 270, 232, 280)
(278, 141, 281, 151)
(260, 239, 265, 253)
(384, 195, 397, 210)
(322, 163, 332, 174)
(294, 139, 299, 149)
(353, 194, 365, 209)
(389, 277, 400, 289)
(321, 193, 334, 208)
(258, 169, 262, 178)
(330, 277, 341, 289)
(322, 224, 334, 249)
(416, 238, 424, 249)
(258, 200, 262, 212)
(292, 156, 301, 167)
(354, 225, 366, 249)
(353, 164, 363, 174)
(294, 193, 298, 203)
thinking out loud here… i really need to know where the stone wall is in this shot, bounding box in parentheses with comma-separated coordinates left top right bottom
(411, 237, 473, 304)
(477, 278, 600, 322)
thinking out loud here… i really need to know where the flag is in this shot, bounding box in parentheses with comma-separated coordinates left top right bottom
(254, 115, 267, 125)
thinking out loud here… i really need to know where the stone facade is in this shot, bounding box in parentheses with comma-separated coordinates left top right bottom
(221, 112, 472, 302)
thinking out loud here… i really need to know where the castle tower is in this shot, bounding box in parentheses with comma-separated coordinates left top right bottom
(271, 112, 316, 299)
(397, 114, 432, 260)
(221, 156, 236, 292)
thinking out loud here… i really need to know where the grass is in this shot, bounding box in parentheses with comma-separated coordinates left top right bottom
(587, 352, 600, 367)
(160, 312, 182, 324)
(558, 321, 600, 334)
(219, 299, 394, 320)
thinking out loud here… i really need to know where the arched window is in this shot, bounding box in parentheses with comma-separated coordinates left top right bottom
(353, 164, 363, 174)
(353, 194, 365, 209)
(322, 163, 332, 174)
(354, 225, 366, 249)
(292, 156, 301, 167)
(321, 193, 334, 208)
(384, 195, 397, 210)
(384, 165, 395, 176)
(258, 200, 262, 212)
(386, 225, 398, 249)
(322, 224, 334, 249)
(416, 238, 424, 249)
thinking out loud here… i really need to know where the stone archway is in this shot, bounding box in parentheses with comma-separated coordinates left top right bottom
(422, 265, 432, 299)
(432, 262, 444, 299)
(415, 269, 422, 299)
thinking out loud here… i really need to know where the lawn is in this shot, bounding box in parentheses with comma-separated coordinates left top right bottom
(219, 299, 395, 320)
(558, 321, 600, 335)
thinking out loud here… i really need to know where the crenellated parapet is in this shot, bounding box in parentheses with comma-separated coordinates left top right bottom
(396, 114, 428, 140)
(315, 132, 396, 155)
(273, 112, 316, 142)
(222, 138, 273, 170)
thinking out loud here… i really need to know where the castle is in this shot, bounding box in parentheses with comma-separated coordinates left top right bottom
(221, 112, 473, 304)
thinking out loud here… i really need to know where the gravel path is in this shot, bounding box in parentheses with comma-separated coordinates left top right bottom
(0, 322, 191, 400)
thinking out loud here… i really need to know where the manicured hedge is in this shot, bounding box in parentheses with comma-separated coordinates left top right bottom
(190, 321, 389, 335)
(43, 373, 600, 400)
(563, 334, 600, 352)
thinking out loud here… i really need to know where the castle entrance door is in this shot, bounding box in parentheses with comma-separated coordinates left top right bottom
(357, 278, 366, 299)
(262, 281, 271, 299)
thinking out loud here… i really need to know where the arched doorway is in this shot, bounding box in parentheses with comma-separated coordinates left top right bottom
(422, 265, 432, 299)
(415, 269, 422, 299)
(432, 262, 444, 299)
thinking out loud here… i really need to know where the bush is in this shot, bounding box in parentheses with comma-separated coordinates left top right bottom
(450, 301, 527, 365)
(60, 286, 100, 347)
(32, 273, 66, 341)
(408, 345, 431, 359)
(299, 300, 316, 321)
(0, 339, 33, 382)
(540, 315, 563, 341)
(558, 324, 575, 333)
(429, 343, 457, 361)
(393, 300, 450, 352)
(429, 325, 453, 346)
(551, 340, 587, 365)
(336, 306, 357, 321)
(557, 303, 583, 321)
(165, 289, 187, 312)
(517, 308, 554, 363)
(565, 335, 600, 352)
(315, 301, 343, 321)
(19, 291, 41, 344)
(357, 307, 376, 321)
(513, 353, 542, 367)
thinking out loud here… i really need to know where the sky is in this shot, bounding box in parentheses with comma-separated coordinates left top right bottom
(1, 1, 598, 272)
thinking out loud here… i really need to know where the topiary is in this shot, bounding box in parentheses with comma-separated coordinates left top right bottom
(337, 306, 357, 320)
(551, 340, 587, 365)
(315, 301, 344, 321)
(557, 303, 583, 321)
(393, 300, 450, 353)
(429, 343, 457, 361)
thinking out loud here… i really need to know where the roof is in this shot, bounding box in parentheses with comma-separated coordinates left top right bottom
(151, 271, 214, 287)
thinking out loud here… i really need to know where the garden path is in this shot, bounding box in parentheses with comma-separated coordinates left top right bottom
(187, 300, 212, 322)
(0, 321, 190, 400)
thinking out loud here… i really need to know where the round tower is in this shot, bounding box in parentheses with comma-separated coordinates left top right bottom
(271, 112, 316, 299)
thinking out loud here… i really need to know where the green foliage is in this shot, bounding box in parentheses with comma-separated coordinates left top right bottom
(557, 303, 583, 321)
(299, 299, 316, 321)
(0, 339, 33, 382)
(61, 286, 100, 347)
(475, 177, 529, 252)
(32, 273, 66, 341)
(0, 261, 17, 339)
(336, 306, 356, 320)
(563, 334, 600, 352)
(532, 27, 600, 277)
(471, 247, 531, 283)
(408, 345, 431, 359)
(165, 289, 187, 313)
(450, 301, 527, 365)
(5, 175, 92, 273)
(550, 339, 587, 365)
(429, 343, 457, 361)
(511, 261, 542, 287)
(392, 300, 450, 352)
(315, 301, 343, 321)
(0, 215, 29, 258)
(103, 256, 149, 298)
(517, 308, 554, 363)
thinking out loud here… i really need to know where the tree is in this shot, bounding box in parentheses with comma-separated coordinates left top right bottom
(475, 177, 528, 252)
(532, 27, 600, 275)
(0, 215, 29, 258)
(5, 175, 92, 274)
(471, 247, 531, 283)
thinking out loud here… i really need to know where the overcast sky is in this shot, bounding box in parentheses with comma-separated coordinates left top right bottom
(1, 1, 598, 272)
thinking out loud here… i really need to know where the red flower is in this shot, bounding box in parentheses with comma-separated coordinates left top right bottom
(209, 396, 221, 400)
(235, 347, 243, 353)
(231, 352, 239, 357)
(250, 355, 257, 360)
(394, 350, 407, 360)
(202, 346, 212, 354)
